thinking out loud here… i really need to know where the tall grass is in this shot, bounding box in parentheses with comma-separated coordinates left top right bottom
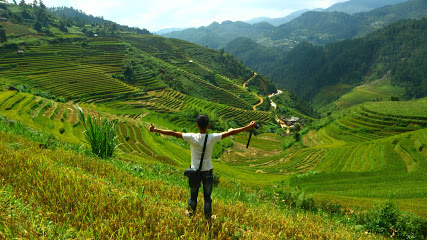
(77, 107, 118, 159)
(0, 130, 381, 239)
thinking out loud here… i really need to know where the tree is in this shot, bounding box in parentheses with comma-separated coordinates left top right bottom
(0, 27, 7, 43)
(19, 0, 25, 6)
(34, 21, 42, 32)
(108, 23, 117, 34)
(36, 10, 48, 26)
(13, 0, 17, 4)
(294, 132, 300, 142)
(32, 0, 38, 8)
(39, 0, 46, 9)
(21, 10, 31, 20)
(58, 21, 68, 32)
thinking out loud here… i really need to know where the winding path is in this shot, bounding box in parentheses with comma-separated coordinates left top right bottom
(242, 72, 264, 111)
(243, 72, 257, 89)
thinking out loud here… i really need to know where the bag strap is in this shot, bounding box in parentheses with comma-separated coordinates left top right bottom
(198, 133, 209, 172)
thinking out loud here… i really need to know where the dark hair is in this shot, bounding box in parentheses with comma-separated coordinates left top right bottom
(196, 115, 209, 130)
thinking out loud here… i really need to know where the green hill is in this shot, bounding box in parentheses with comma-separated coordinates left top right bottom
(292, 99, 427, 215)
(163, 21, 275, 49)
(226, 18, 427, 115)
(164, 0, 426, 49)
(269, 0, 426, 46)
(1, 2, 426, 239)
(325, 0, 407, 14)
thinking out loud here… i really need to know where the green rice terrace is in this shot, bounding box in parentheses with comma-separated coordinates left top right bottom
(1, 2, 427, 239)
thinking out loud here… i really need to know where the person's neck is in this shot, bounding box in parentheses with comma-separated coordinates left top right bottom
(199, 129, 208, 134)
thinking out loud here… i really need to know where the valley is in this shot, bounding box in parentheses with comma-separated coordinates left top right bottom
(0, 1, 426, 239)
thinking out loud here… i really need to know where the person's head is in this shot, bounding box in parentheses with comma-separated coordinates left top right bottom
(196, 114, 209, 131)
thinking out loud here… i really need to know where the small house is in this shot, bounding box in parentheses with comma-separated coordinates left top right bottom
(17, 50, 24, 54)
(282, 117, 300, 126)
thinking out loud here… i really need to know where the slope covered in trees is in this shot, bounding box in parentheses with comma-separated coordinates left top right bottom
(325, 0, 408, 14)
(164, 0, 426, 49)
(225, 18, 427, 112)
(163, 21, 275, 49)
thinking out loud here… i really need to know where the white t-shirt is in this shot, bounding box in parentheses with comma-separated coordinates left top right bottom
(182, 132, 223, 171)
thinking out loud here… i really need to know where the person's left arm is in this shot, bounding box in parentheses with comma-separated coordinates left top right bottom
(221, 121, 256, 139)
(149, 123, 183, 139)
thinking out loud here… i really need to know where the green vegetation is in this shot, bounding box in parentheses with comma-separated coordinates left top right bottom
(226, 17, 427, 114)
(77, 107, 118, 159)
(166, 0, 426, 50)
(0, 121, 385, 239)
(0, 2, 426, 239)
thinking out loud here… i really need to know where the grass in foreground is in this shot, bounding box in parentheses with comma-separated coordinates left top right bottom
(0, 123, 382, 239)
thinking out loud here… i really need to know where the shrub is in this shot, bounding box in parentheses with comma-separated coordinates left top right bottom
(77, 107, 118, 159)
(356, 201, 427, 239)
(294, 132, 301, 142)
(213, 172, 220, 187)
(296, 192, 316, 211)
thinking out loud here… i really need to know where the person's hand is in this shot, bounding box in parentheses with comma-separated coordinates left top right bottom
(149, 123, 155, 132)
(248, 121, 256, 129)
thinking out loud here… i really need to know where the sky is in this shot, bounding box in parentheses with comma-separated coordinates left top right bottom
(18, 0, 348, 32)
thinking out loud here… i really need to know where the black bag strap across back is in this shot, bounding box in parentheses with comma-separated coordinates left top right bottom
(197, 133, 209, 172)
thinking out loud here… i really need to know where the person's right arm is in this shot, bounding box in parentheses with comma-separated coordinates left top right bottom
(149, 123, 183, 139)
(221, 121, 256, 139)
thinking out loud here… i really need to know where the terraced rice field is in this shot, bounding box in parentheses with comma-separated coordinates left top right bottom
(124, 89, 270, 125)
(0, 90, 189, 166)
(123, 34, 260, 110)
(219, 100, 427, 178)
(0, 40, 138, 101)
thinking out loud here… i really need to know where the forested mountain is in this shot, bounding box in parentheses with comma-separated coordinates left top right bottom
(163, 21, 275, 49)
(244, 9, 311, 26)
(226, 18, 427, 110)
(325, 0, 408, 14)
(164, 0, 426, 49)
(49, 6, 151, 35)
(246, 0, 409, 26)
(49, 6, 109, 25)
(267, 0, 427, 46)
(245, 0, 409, 26)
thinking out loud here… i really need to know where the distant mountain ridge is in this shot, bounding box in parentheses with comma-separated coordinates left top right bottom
(163, 0, 422, 49)
(244, 0, 409, 26)
(155, 28, 186, 35)
(244, 9, 312, 26)
(326, 0, 408, 14)
(162, 20, 275, 49)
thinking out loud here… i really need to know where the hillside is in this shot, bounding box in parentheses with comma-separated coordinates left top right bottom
(225, 18, 427, 114)
(0, 112, 390, 239)
(163, 21, 275, 49)
(245, 0, 409, 27)
(0, 2, 278, 120)
(293, 99, 427, 216)
(244, 9, 311, 26)
(1, 2, 427, 239)
(269, 0, 426, 47)
(325, 0, 408, 14)
(163, 0, 426, 49)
